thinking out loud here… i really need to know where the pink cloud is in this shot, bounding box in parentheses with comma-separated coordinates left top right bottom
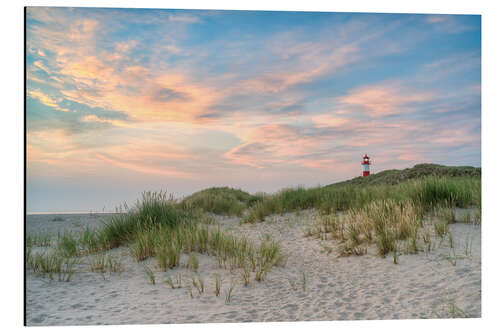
(27, 128, 196, 178)
(340, 83, 435, 117)
(33, 60, 51, 74)
(312, 115, 349, 128)
(427, 15, 447, 24)
(425, 15, 474, 34)
(235, 44, 359, 94)
(294, 158, 347, 171)
(95, 153, 194, 179)
(28, 89, 70, 112)
(27, 10, 219, 125)
(55, 54, 221, 123)
(114, 40, 138, 53)
(224, 123, 325, 168)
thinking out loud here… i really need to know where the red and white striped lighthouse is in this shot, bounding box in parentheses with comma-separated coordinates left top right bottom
(362, 154, 371, 177)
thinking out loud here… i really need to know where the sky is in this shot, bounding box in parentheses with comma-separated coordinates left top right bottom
(25, 7, 481, 213)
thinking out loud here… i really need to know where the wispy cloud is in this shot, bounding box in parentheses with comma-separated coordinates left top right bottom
(416, 51, 481, 83)
(25, 8, 481, 211)
(425, 14, 478, 34)
(168, 13, 200, 23)
(27, 89, 69, 112)
(95, 153, 194, 178)
(339, 82, 435, 117)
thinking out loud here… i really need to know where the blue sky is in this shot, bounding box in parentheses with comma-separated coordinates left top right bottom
(26, 8, 481, 212)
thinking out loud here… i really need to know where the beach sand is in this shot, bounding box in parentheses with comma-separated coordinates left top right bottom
(26, 210, 481, 325)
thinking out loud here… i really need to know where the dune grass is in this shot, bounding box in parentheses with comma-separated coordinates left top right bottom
(303, 175, 479, 258)
(225, 284, 235, 304)
(165, 273, 183, 288)
(26, 250, 78, 282)
(301, 271, 307, 292)
(29, 190, 286, 285)
(98, 191, 195, 251)
(89, 254, 106, 273)
(181, 187, 261, 217)
(215, 274, 222, 296)
(144, 265, 156, 284)
(89, 254, 123, 275)
(246, 175, 479, 258)
(107, 255, 123, 274)
(192, 275, 205, 294)
(307, 195, 467, 257)
(27, 167, 479, 283)
(63, 191, 197, 256)
(56, 232, 80, 257)
(187, 253, 199, 272)
(241, 264, 251, 286)
(392, 247, 399, 264)
(243, 176, 479, 223)
(26, 233, 52, 248)
(124, 220, 286, 277)
(434, 219, 450, 238)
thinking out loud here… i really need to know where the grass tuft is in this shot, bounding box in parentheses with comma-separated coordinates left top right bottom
(26, 233, 51, 248)
(215, 274, 222, 296)
(144, 265, 156, 284)
(393, 247, 399, 264)
(187, 252, 199, 272)
(56, 232, 79, 257)
(225, 284, 235, 304)
(192, 275, 205, 294)
(434, 219, 449, 238)
(301, 271, 307, 292)
(26, 250, 78, 282)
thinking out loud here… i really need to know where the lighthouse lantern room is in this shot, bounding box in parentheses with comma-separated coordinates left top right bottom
(362, 154, 371, 177)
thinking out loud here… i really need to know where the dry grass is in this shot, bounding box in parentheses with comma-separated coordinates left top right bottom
(314, 200, 424, 257)
(192, 275, 205, 294)
(434, 219, 449, 238)
(89, 254, 123, 275)
(307, 193, 479, 259)
(187, 253, 199, 272)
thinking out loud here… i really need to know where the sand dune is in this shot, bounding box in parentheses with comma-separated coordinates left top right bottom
(26, 210, 480, 325)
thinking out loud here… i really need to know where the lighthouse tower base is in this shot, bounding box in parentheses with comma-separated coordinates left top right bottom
(361, 154, 371, 177)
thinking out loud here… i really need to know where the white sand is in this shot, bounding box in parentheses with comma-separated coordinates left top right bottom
(26, 210, 481, 325)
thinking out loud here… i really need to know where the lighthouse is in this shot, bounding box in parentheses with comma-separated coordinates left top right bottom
(362, 154, 371, 177)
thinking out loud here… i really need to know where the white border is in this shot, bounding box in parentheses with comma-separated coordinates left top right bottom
(3, 0, 499, 332)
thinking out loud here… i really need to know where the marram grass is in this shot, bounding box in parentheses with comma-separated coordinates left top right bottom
(244, 176, 479, 223)
(26, 169, 479, 282)
(313, 198, 447, 257)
